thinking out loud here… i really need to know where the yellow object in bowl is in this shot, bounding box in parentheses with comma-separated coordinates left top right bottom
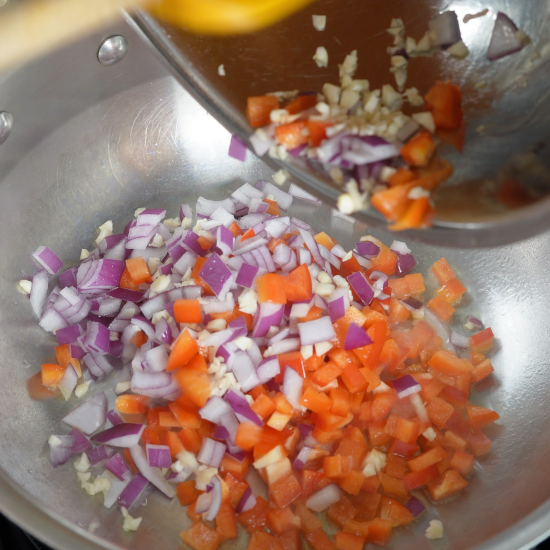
(149, 0, 316, 34)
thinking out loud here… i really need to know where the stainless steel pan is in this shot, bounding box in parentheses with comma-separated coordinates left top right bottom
(0, 13, 549, 550)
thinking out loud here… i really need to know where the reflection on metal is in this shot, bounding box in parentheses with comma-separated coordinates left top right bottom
(0, 0, 8, 8)
(0, 112, 12, 145)
(130, 0, 550, 246)
(97, 35, 129, 66)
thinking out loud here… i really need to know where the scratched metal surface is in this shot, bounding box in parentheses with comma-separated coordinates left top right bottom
(0, 11, 550, 550)
(131, 0, 550, 247)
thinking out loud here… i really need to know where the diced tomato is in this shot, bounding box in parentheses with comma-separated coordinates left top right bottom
(335, 531, 364, 550)
(407, 446, 448, 472)
(247, 96, 279, 127)
(436, 278, 467, 305)
(275, 121, 309, 150)
(41, 363, 66, 387)
(268, 506, 301, 535)
(247, 532, 281, 550)
(424, 80, 463, 130)
(379, 496, 414, 527)
(428, 350, 473, 377)
(238, 496, 269, 533)
(472, 358, 494, 383)
(470, 328, 494, 353)
(324, 455, 353, 479)
(427, 469, 468, 501)
(425, 397, 455, 429)
(371, 183, 415, 222)
(335, 426, 368, 469)
(427, 295, 455, 322)
(450, 450, 475, 476)
(308, 120, 333, 147)
(283, 264, 312, 302)
(389, 439, 419, 459)
(466, 403, 500, 431)
(115, 394, 150, 415)
(285, 94, 317, 114)
(400, 131, 436, 167)
(378, 471, 409, 500)
(306, 529, 337, 550)
(270, 470, 302, 508)
(180, 522, 222, 550)
(256, 273, 287, 304)
(177, 480, 201, 506)
(300, 470, 332, 500)
(403, 463, 440, 490)
(431, 257, 456, 285)
(167, 330, 199, 371)
(368, 518, 393, 547)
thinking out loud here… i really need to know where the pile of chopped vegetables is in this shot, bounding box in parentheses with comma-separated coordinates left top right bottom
(243, 11, 530, 231)
(21, 180, 500, 548)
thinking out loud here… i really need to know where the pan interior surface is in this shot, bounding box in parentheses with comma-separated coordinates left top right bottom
(0, 16, 549, 550)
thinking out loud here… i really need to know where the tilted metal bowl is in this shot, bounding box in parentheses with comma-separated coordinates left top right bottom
(132, 0, 550, 247)
(0, 12, 550, 550)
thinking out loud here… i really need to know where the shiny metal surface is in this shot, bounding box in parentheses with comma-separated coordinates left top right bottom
(0, 13, 550, 550)
(97, 35, 129, 66)
(0, 111, 13, 145)
(131, 0, 550, 247)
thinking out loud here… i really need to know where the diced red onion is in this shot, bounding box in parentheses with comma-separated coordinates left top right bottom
(401, 297, 422, 311)
(318, 244, 341, 269)
(195, 491, 213, 514)
(268, 338, 301, 356)
(288, 183, 322, 204)
(197, 438, 227, 468)
(352, 252, 372, 270)
(347, 272, 375, 305)
(298, 424, 314, 440)
(196, 197, 235, 217)
(406, 496, 426, 517)
(298, 229, 324, 267)
(396, 254, 417, 276)
(69, 428, 92, 454)
(86, 444, 109, 466)
(205, 475, 223, 521)
(84, 321, 111, 355)
(225, 388, 263, 428)
(428, 10, 461, 49)
(298, 316, 335, 346)
(236, 487, 256, 514)
(344, 323, 373, 350)
(392, 374, 421, 399)
(32, 246, 63, 275)
(369, 271, 388, 292)
(253, 303, 285, 338)
(58, 364, 78, 400)
(266, 217, 290, 239)
(450, 330, 470, 348)
(30, 269, 49, 317)
(214, 425, 230, 440)
(107, 410, 124, 427)
(118, 473, 149, 509)
(62, 392, 107, 435)
(145, 346, 168, 372)
(199, 396, 234, 424)
(468, 316, 483, 328)
(390, 240, 411, 255)
(233, 236, 269, 256)
(129, 445, 175, 498)
(258, 246, 276, 273)
(198, 252, 233, 298)
(282, 366, 303, 410)
(131, 371, 179, 398)
(49, 435, 75, 467)
(258, 181, 293, 211)
(155, 318, 173, 345)
(59, 267, 78, 288)
(236, 263, 260, 288)
(146, 444, 172, 468)
(424, 306, 457, 354)
(105, 454, 131, 484)
(355, 241, 380, 259)
(107, 288, 145, 303)
(257, 356, 280, 384)
(298, 248, 312, 265)
(487, 12, 527, 60)
(228, 134, 247, 161)
(231, 183, 265, 207)
(91, 423, 145, 447)
(306, 484, 342, 512)
(293, 446, 312, 470)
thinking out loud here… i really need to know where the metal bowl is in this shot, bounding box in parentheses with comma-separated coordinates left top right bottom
(0, 13, 550, 550)
(131, 0, 550, 247)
